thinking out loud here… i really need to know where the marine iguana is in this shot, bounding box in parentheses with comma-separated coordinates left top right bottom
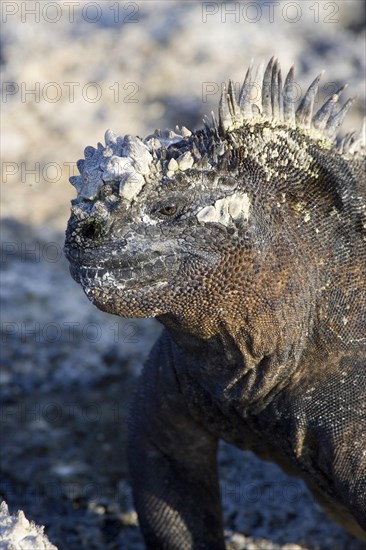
(64, 58, 366, 548)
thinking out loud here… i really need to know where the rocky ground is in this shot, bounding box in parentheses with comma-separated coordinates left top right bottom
(1, 1, 365, 549)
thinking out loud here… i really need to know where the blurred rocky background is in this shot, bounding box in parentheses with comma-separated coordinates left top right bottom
(1, 1, 365, 549)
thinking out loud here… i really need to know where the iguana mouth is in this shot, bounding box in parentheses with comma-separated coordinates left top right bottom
(69, 257, 174, 290)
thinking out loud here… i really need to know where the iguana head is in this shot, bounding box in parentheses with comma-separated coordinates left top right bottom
(65, 58, 365, 340)
(64, 128, 254, 331)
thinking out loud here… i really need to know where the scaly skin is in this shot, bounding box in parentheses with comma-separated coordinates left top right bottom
(65, 59, 366, 548)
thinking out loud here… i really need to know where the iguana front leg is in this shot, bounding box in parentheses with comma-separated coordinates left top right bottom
(128, 332, 225, 550)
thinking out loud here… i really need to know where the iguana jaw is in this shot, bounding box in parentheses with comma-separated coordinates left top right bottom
(65, 233, 199, 317)
(66, 259, 171, 318)
(66, 234, 177, 292)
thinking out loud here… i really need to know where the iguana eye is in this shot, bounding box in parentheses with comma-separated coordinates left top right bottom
(158, 205, 178, 217)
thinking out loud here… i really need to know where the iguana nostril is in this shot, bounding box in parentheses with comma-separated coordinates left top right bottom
(82, 219, 101, 239)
